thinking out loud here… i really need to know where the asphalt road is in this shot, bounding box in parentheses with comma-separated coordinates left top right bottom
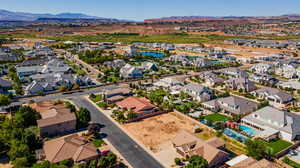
(69, 97, 164, 168)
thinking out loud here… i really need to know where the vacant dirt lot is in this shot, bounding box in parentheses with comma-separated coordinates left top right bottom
(123, 112, 202, 153)
(206, 43, 300, 58)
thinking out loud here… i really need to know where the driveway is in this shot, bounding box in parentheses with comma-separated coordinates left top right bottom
(69, 97, 164, 168)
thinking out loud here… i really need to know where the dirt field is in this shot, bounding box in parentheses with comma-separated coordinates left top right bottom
(123, 112, 202, 152)
(205, 43, 300, 58)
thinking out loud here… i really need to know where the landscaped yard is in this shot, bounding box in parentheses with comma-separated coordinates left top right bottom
(93, 137, 106, 147)
(204, 113, 231, 123)
(221, 136, 247, 155)
(90, 94, 103, 103)
(264, 139, 293, 155)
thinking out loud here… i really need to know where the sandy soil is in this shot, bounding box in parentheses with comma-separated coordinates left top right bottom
(122, 112, 202, 152)
(205, 43, 300, 58)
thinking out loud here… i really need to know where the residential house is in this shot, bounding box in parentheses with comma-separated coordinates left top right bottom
(277, 81, 300, 90)
(16, 59, 72, 78)
(103, 59, 126, 69)
(275, 65, 299, 79)
(226, 154, 282, 168)
(222, 68, 249, 78)
(116, 97, 157, 118)
(140, 62, 158, 71)
(183, 83, 214, 102)
(124, 45, 138, 57)
(0, 51, 20, 62)
(119, 64, 143, 78)
(225, 77, 256, 92)
(199, 72, 224, 86)
(172, 130, 230, 167)
(241, 106, 300, 142)
(249, 73, 278, 86)
(251, 87, 293, 108)
(25, 73, 93, 95)
(102, 87, 132, 103)
(202, 96, 258, 116)
(250, 63, 274, 74)
(29, 101, 76, 137)
(42, 134, 100, 163)
(0, 78, 12, 94)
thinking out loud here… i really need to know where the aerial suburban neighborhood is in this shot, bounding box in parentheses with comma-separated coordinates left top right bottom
(1, 1, 300, 168)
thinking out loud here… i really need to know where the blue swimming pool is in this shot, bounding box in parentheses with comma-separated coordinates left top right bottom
(140, 52, 165, 58)
(210, 60, 224, 65)
(239, 125, 257, 137)
(223, 128, 249, 143)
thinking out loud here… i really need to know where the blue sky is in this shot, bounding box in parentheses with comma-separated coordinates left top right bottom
(2, 0, 300, 21)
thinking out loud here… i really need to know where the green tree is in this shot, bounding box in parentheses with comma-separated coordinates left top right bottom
(0, 94, 11, 106)
(75, 108, 91, 129)
(174, 158, 181, 165)
(184, 155, 208, 168)
(245, 139, 267, 160)
(126, 112, 137, 120)
(8, 140, 30, 160)
(12, 157, 29, 168)
(98, 152, 117, 168)
(14, 106, 41, 128)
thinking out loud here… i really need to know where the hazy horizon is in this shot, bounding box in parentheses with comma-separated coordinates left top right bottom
(2, 0, 300, 21)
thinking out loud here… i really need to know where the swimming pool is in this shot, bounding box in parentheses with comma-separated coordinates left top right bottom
(223, 128, 249, 143)
(140, 52, 165, 58)
(239, 125, 257, 137)
(210, 60, 224, 65)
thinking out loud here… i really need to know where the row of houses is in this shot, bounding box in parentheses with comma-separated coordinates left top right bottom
(226, 39, 300, 50)
(119, 62, 158, 78)
(16, 59, 95, 95)
(166, 54, 213, 67)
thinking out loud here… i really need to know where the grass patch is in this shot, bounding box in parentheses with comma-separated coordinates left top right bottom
(264, 139, 293, 155)
(204, 113, 231, 123)
(283, 157, 300, 168)
(196, 128, 216, 140)
(221, 135, 246, 155)
(93, 138, 106, 147)
(90, 94, 103, 103)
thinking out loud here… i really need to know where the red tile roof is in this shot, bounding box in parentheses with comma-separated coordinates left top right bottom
(116, 97, 155, 113)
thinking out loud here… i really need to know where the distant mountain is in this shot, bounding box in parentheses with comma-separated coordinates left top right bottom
(0, 9, 102, 21)
(145, 14, 300, 23)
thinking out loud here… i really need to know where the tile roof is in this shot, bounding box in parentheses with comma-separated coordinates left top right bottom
(172, 130, 229, 166)
(43, 134, 99, 163)
(29, 101, 76, 128)
(116, 97, 155, 113)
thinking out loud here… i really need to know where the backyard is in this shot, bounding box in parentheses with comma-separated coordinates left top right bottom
(263, 139, 293, 155)
(204, 113, 231, 123)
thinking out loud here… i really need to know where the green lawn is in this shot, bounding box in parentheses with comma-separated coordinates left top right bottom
(90, 94, 103, 103)
(93, 138, 106, 147)
(204, 113, 231, 122)
(283, 157, 300, 168)
(264, 139, 293, 155)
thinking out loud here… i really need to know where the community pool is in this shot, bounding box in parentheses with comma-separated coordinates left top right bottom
(239, 125, 257, 137)
(140, 52, 165, 58)
(223, 128, 249, 143)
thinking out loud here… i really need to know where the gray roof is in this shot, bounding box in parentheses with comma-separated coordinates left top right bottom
(184, 83, 207, 93)
(217, 96, 258, 115)
(252, 87, 293, 102)
(0, 78, 12, 88)
(243, 106, 300, 138)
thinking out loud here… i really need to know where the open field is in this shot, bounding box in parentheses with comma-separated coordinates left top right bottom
(122, 112, 202, 152)
(206, 43, 300, 58)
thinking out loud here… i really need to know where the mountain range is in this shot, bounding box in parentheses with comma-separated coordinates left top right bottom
(0, 9, 102, 21)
